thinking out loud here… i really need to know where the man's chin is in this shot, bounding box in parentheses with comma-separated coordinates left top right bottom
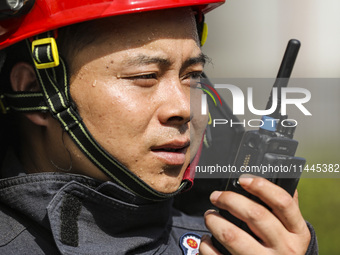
(147, 176, 183, 194)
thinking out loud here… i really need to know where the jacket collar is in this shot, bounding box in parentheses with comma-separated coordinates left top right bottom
(0, 172, 173, 254)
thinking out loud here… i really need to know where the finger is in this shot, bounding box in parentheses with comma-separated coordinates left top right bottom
(210, 191, 287, 247)
(199, 234, 223, 255)
(238, 174, 307, 234)
(204, 209, 264, 255)
(293, 189, 299, 205)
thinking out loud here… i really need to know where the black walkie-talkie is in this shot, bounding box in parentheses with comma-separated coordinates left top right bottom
(212, 39, 306, 254)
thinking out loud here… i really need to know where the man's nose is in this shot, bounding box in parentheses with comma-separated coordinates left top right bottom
(156, 79, 191, 127)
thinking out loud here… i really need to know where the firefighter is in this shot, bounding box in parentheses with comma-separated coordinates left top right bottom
(0, 0, 317, 254)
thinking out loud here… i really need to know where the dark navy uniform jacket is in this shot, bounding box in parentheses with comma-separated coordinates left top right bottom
(0, 152, 318, 254)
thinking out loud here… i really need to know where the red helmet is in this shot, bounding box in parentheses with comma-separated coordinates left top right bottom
(0, 0, 224, 50)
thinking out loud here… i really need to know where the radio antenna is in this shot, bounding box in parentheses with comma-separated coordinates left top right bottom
(266, 39, 301, 118)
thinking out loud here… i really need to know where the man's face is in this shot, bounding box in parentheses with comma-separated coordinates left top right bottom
(69, 8, 208, 193)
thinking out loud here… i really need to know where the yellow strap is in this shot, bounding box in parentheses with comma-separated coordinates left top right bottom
(201, 23, 208, 46)
(31, 37, 60, 69)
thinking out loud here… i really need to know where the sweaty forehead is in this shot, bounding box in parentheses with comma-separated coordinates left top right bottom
(91, 8, 198, 47)
(68, 8, 199, 73)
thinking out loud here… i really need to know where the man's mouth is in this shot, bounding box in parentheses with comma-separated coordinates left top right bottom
(150, 141, 189, 165)
(152, 147, 186, 152)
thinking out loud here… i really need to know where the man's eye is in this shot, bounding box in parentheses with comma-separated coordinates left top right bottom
(189, 72, 203, 80)
(127, 73, 157, 80)
(182, 72, 203, 87)
(122, 73, 157, 87)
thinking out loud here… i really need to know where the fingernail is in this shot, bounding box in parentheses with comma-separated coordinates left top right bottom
(204, 209, 216, 217)
(201, 234, 210, 241)
(239, 174, 254, 186)
(210, 191, 222, 202)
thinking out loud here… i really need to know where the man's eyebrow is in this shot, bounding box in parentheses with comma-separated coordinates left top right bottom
(124, 52, 209, 69)
(181, 53, 209, 71)
(126, 55, 171, 67)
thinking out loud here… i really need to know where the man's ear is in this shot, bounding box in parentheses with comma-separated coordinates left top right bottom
(10, 62, 39, 92)
(10, 62, 48, 126)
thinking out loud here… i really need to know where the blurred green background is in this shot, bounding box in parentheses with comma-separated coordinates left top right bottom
(203, 0, 340, 253)
(298, 144, 340, 255)
(299, 178, 340, 254)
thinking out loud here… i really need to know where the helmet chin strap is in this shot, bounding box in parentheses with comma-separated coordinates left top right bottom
(183, 136, 203, 187)
(3, 34, 198, 201)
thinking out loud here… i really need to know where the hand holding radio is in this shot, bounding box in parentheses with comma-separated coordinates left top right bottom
(200, 176, 311, 255)
(202, 39, 312, 254)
